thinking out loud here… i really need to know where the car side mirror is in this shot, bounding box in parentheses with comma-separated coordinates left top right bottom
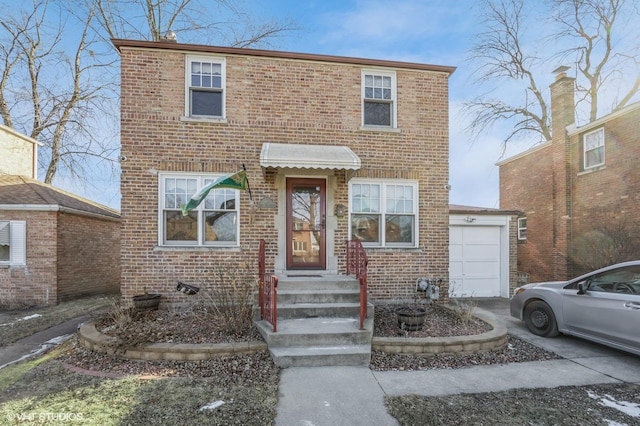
(577, 282, 587, 295)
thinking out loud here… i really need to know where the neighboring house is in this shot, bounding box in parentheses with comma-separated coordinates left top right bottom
(0, 124, 40, 179)
(499, 68, 640, 282)
(0, 127, 121, 306)
(449, 205, 521, 298)
(113, 38, 455, 302)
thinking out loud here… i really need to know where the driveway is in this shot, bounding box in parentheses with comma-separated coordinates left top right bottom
(474, 298, 640, 383)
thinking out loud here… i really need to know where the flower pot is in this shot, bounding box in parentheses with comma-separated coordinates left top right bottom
(132, 293, 161, 310)
(396, 306, 427, 331)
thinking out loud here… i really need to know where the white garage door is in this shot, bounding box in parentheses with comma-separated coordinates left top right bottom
(449, 225, 501, 297)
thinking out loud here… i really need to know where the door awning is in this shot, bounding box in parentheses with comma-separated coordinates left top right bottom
(260, 143, 361, 170)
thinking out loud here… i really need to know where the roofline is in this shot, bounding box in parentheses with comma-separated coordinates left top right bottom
(495, 141, 552, 166)
(0, 204, 120, 222)
(0, 125, 42, 146)
(449, 205, 522, 216)
(111, 39, 456, 75)
(567, 101, 640, 136)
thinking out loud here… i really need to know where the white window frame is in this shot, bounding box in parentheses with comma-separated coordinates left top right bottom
(517, 217, 527, 241)
(158, 173, 240, 247)
(185, 55, 226, 119)
(583, 127, 605, 169)
(0, 221, 26, 266)
(349, 179, 418, 248)
(361, 69, 397, 128)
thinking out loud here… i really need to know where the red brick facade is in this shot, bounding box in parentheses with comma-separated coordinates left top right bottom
(500, 71, 640, 282)
(0, 210, 120, 306)
(115, 40, 454, 303)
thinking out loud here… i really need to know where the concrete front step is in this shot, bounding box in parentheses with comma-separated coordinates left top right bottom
(277, 289, 360, 304)
(277, 302, 363, 319)
(269, 344, 371, 368)
(256, 274, 373, 367)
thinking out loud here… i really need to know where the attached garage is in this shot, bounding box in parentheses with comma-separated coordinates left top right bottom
(449, 205, 521, 298)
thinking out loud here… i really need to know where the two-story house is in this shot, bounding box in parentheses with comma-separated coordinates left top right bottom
(499, 68, 640, 283)
(113, 38, 456, 303)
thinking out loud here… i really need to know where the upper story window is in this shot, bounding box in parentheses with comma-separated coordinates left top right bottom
(186, 56, 226, 119)
(0, 221, 26, 266)
(362, 70, 397, 128)
(349, 179, 417, 247)
(583, 128, 605, 169)
(159, 174, 239, 247)
(517, 217, 527, 241)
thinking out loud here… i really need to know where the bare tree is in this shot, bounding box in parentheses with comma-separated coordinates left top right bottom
(90, 0, 296, 47)
(466, 0, 640, 145)
(0, 0, 119, 184)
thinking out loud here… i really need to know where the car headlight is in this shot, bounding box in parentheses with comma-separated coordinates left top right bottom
(513, 287, 526, 296)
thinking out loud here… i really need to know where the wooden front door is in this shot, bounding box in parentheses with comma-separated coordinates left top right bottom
(286, 178, 326, 270)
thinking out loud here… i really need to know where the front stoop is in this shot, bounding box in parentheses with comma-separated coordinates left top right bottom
(254, 275, 374, 368)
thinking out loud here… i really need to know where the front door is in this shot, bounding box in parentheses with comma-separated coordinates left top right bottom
(286, 178, 326, 270)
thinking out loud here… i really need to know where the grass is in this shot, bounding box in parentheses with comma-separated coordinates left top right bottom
(0, 343, 278, 425)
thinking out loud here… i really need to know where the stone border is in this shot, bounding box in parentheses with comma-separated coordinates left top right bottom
(372, 310, 507, 355)
(77, 322, 267, 362)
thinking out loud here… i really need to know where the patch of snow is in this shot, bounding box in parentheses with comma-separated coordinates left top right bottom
(0, 313, 43, 327)
(603, 420, 628, 426)
(587, 391, 640, 418)
(0, 333, 72, 371)
(324, 401, 330, 407)
(200, 400, 225, 411)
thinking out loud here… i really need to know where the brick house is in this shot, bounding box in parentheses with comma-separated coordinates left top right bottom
(0, 127, 121, 306)
(113, 38, 456, 303)
(499, 68, 640, 283)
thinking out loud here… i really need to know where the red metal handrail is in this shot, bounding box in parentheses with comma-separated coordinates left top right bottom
(258, 239, 278, 332)
(346, 239, 369, 330)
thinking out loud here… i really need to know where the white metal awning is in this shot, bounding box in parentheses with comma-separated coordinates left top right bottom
(260, 143, 361, 170)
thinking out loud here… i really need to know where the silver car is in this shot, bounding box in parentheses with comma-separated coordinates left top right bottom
(511, 260, 640, 356)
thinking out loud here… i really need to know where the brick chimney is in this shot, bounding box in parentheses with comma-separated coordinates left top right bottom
(550, 66, 575, 280)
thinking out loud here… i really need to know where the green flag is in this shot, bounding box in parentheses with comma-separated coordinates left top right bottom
(180, 170, 249, 216)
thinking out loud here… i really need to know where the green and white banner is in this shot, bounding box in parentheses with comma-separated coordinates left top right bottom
(180, 169, 249, 216)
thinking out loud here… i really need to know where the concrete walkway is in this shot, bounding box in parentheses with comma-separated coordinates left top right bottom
(275, 299, 640, 426)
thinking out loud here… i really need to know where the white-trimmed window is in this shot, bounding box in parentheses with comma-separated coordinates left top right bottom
(159, 174, 239, 246)
(349, 180, 417, 247)
(517, 217, 527, 241)
(0, 221, 26, 266)
(186, 55, 226, 118)
(584, 128, 605, 169)
(362, 70, 397, 128)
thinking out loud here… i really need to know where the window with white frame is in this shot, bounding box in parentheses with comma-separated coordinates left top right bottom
(362, 70, 396, 127)
(349, 180, 417, 247)
(186, 56, 225, 118)
(517, 217, 527, 241)
(160, 174, 239, 246)
(584, 128, 605, 169)
(0, 221, 26, 266)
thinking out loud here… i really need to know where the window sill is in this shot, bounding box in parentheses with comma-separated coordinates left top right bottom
(180, 116, 228, 124)
(578, 165, 605, 176)
(361, 246, 421, 252)
(154, 245, 241, 252)
(359, 126, 401, 133)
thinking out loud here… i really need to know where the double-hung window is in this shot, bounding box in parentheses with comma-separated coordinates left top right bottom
(160, 174, 239, 246)
(362, 70, 396, 128)
(517, 217, 527, 241)
(349, 180, 417, 247)
(186, 56, 225, 118)
(583, 128, 605, 169)
(0, 221, 26, 266)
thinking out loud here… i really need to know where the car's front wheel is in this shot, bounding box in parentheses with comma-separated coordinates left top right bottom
(524, 301, 559, 337)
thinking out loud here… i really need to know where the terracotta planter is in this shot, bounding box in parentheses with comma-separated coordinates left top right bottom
(396, 306, 427, 331)
(132, 293, 161, 310)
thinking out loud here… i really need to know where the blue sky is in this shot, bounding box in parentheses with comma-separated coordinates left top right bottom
(52, 0, 590, 209)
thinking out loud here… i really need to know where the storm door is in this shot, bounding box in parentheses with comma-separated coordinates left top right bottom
(286, 178, 326, 270)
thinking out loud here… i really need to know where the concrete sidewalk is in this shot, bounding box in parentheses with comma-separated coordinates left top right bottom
(275, 359, 630, 426)
(0, 315, 90, 370)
